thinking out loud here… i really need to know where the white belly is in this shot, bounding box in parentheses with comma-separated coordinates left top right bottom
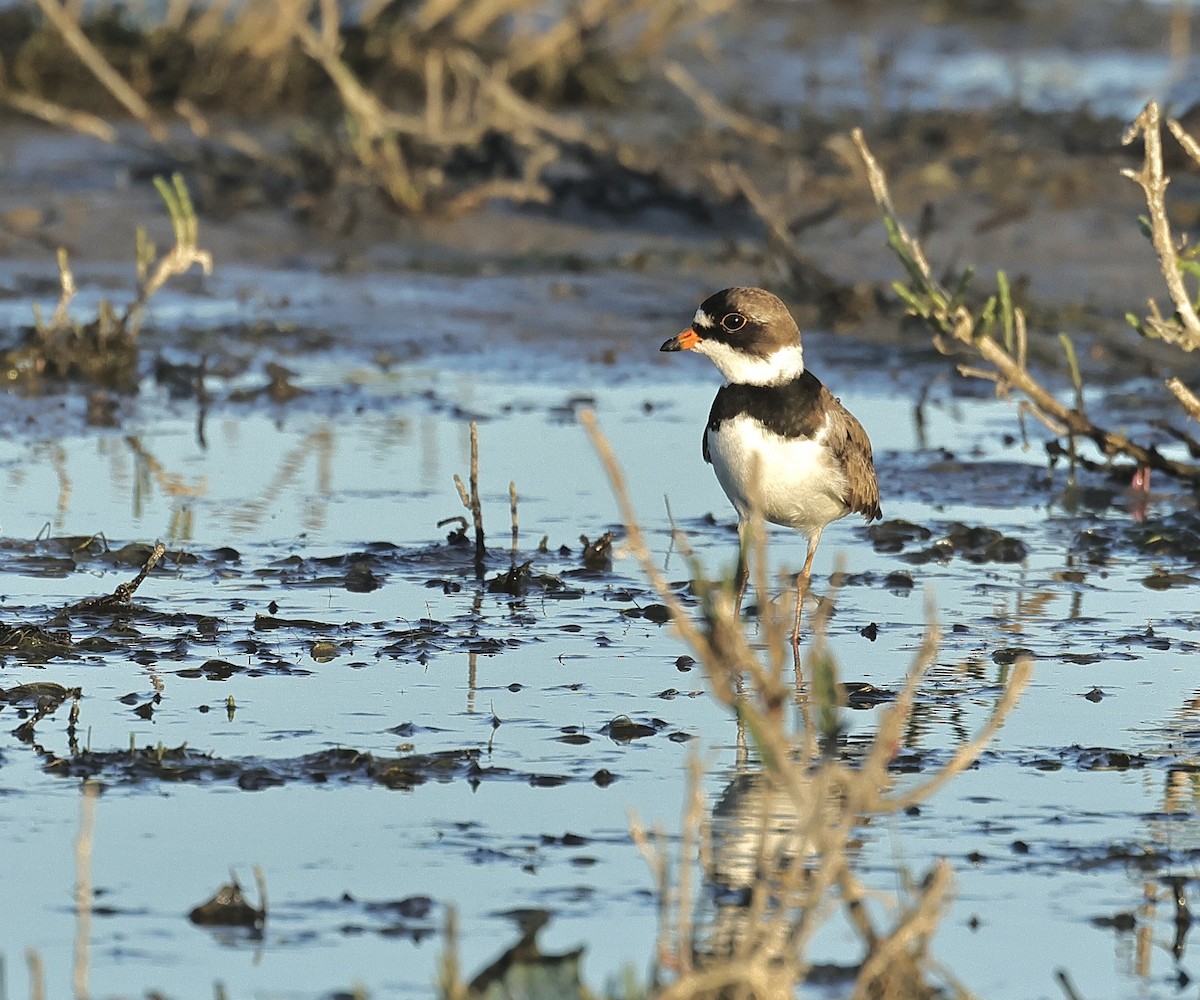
(706, 414, 849, 538)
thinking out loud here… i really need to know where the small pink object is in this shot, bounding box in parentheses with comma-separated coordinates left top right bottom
(1130, 465, 1151, 521)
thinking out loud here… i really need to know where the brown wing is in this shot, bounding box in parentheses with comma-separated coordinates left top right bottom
(826, 396, 881, 521)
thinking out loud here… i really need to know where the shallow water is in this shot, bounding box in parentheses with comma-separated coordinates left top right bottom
(728, 2, 1193, 121)
(2, 287, 1200, 1000)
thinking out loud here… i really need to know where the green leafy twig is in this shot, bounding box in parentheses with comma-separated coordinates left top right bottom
(126, 173, 213, 328)
(852, 126, 1200, 483)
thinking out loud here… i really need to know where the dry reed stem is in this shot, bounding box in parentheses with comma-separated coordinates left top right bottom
(252, 864, 269, 927)
(457, 0, 531, 43)
(293, 7, 579, 214)
(26, 948, 46, 1000)
(854, 593, 941, 798)
(850, 859, 953, 1000)
(498, 0, 608, 76)
(49, 248, 77, 334)
(888, 663, 1032, 813)
(715, 163, 841, 304)
(453, 421, 486, 565)
(626, 0, 737, 62)
(628, 813, 673, 971)
(740, 453, 795, 724)
(73, 780, 99, 1000)
(1121, 101, 1200, 350)
(414, 0, 462, 32)
(673, 752, 710, 975)
(450, 49, 589, 144)
(852, 125, 1200, 481)
(34, 0, 166, 140)
(437, 907, 469, 1000)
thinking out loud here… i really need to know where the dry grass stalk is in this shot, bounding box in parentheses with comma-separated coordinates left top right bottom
(581, 409, 1029, 999)
(437, 908, 469, 1000)
(26, 948, 46, 1000)
(851, 125, 1200, 483)
(290, 1, 575, 213)
(453, 421, 487, 566)
(73, 780, 99, 1000)
(71, 541, 166, 612)
(49, 248, 77, 334)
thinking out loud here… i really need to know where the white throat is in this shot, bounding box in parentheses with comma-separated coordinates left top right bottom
(694, 340, 805, 386)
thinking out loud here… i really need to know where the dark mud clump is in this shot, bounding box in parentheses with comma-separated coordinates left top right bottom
(189, 872, 266, 930)
(41, 745, 588, 792)
(870, 520, 1028, 565)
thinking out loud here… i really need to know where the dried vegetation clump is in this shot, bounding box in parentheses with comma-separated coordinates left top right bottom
(3, 172, 210, 392)
(492, 413, 1032, 1000)
(2, 0, 733, 219)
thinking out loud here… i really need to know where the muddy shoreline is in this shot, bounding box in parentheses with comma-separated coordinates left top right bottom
(2, 104, 1195, 403)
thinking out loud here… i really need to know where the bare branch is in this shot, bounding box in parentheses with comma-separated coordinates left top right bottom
(1122, 101, 1200, 349)
(3, 90, 117, 142)
(34, 0, 166, 140)
(1168, 116, 1200, 169)
(1166, 376, 1200, 422)
(664, 60, 785, 146)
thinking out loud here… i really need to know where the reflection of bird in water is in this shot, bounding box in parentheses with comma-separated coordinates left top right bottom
(466, 909, 586, 998)
(695, 763, 865, 968)
(661, 287, 880, 638)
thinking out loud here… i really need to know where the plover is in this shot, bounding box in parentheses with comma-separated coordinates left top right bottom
(661, 287, 881, 629)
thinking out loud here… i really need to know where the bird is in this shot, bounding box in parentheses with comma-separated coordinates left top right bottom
(660, 286, 881, 638)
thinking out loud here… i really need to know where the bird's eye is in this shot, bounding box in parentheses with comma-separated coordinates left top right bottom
(721, 313, 747, 333)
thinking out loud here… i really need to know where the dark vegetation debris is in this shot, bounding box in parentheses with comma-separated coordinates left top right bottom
(579, 531, 614, 570)
(39, 744, 572, 790)
(600, 716, 664, 742)
(841, 682, 894, 709)
(188, 869, 266, 930)
(869, 520, 1029, 565)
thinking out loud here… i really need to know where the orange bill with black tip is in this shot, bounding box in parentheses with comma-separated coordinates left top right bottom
(659, 328, 701, 352)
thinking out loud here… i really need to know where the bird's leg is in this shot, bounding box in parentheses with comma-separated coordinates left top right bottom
(734, 520, 750, 616)
(792, 530, 822, 652)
